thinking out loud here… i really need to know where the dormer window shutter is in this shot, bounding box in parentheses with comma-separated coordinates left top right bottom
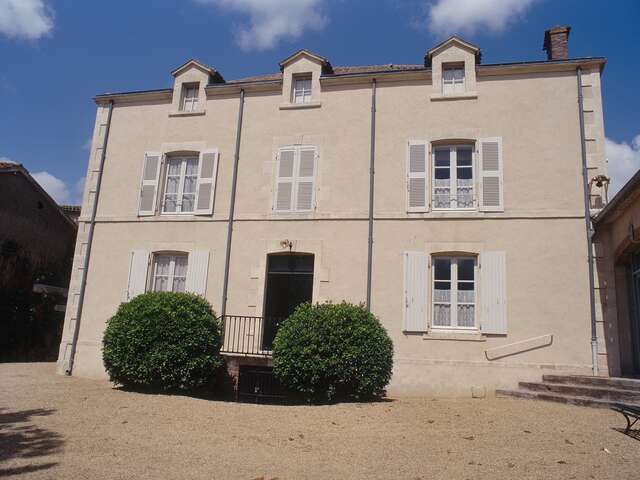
(407, 140, 429, 212)
(194, 149, 218, 215)
(138, 152, 162, 216)
(275, 148, 295, 212)
(479, 137, 503, 212)
(296, 147, 316, 211)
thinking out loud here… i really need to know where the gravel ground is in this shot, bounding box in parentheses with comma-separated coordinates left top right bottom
(0, 363, 638, 480)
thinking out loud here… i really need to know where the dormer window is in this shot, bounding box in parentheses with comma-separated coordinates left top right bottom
(442, 64, 465, 95)
(181, 83, 199, 112)
(292, 75, 312, 104)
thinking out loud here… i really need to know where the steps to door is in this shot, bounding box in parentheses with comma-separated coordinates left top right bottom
(496, 374, 640, 409)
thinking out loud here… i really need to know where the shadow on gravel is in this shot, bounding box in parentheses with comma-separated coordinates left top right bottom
(0, 408, 63, 477)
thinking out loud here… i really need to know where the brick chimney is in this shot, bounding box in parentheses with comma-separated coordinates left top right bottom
(543, 26, 571, 61)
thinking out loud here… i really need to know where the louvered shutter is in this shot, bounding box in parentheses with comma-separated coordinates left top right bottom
(479, 138, 503, 211)
(275, 148, 295, 211)
(403, 251, 427, 332)
(296, 147, 316, 211)
(127, 250, 149, 300)
(194, 149, 218, 215)
(407, 141, 429, 212)
(185, 250, 209, 296)
(138, 153, 162, 216)
(479, 251, 507, 334)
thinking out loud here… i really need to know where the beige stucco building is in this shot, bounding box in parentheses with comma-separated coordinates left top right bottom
(57, 27, 617, 396)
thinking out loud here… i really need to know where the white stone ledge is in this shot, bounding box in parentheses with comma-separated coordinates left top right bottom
(279, 102, 322, 110)
(168, 110, 206, 117)
(422, 331, 486, 342)
(430, 92, 478, 101)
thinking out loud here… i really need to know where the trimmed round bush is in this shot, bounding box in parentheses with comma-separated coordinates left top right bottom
(102, 292, 223, 391)
(272, 302, 394, 402)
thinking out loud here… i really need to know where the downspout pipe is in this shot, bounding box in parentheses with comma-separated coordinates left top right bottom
(221, 88, 245, 317)
(366, 79, 376, 310)
(64, 99, 114, 375)
(577, 67, 599, 376)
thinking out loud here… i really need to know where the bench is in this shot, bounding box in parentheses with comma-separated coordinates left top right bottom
(612, 404, 640, 435)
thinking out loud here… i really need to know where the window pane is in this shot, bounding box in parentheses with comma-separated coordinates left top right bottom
(183, 175, 197, 194)
(453, 69, 464, 81)
(434, 149, 450, 167)
(433, 258, 451, 280)
(166, 176, 179, 194)
(457, 305, 474, 327)
(167, 160, 181, 176)
(457, 258, 474, 281)
(181, 194, 194, 212)
(173, 277, 186, 292)
(164, 196, 177, 212)
(185, 158, 198, 176)
(433, 304, 451, 326)
(154, 276, 169, 292)
(443, 69, 455, 81)
(457, 166, 473, 180)
(173, 256, 188, 277)
(456, 148, 472, 166)
(155, 256, 171, 276)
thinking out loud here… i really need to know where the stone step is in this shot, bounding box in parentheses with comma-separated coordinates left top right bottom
(496, 388, 640, 410)
(518, 382, 640, 404)
(542, 374, 640, 391)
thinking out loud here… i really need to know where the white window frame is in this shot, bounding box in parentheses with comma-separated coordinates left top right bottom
(150, 253, 188, 293)
(431, 255, 477, 331)
(274, 145, 317, 213)
(181, 83, 199, 112)
(432, 144, 475, 211)
(161, 155, 200, 215)
(442, 65, 465, 95)
(292, 75, 312, 104)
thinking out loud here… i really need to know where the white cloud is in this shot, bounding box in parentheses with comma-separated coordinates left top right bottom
(195, 0, 327, 50)
(425, 0, 539, 36)
(74, 176, 86, 202)
(0, 156, 18, 164)
(0, 0, 53, 40)
(32, 171, 71, 204)
(606, 135, 640, 196)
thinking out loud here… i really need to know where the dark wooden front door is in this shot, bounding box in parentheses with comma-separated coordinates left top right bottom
(262, 253, 314, 350)
(627, 253, 640, 375)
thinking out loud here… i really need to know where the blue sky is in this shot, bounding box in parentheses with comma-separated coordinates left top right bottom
(0, 0, 639, 204)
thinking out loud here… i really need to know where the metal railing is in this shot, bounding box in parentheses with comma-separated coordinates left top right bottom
(219, 315, 284, 356)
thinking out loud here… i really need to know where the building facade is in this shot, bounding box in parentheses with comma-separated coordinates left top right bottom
(58, 28, 614, 396)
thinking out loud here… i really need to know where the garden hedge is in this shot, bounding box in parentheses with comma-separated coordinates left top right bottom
(272, 302, 394, 402)
(102, 292, 223, 391)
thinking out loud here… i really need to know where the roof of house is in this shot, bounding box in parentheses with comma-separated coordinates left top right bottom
(0, 162, 78, 229)
(593, 169, 640, 226)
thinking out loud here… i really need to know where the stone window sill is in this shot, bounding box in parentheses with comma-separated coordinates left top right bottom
(422, 330, 486, 342)
(430, 92, 478, 102)
(279, 102, 322, 110)
(168, 110, 206, 117)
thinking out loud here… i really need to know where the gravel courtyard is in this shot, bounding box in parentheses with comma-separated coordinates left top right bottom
(1, 363, 638, 479)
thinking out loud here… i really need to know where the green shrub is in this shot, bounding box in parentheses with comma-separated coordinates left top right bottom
(272, 302, 394, 402)
(102, 292, 223, 391)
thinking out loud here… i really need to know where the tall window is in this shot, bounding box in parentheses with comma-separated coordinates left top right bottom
(292, 75, 312, 104)
(432, 256, 476, 329)
(433, 145, 474, 209)
(162, 156, 199, 213)
(181, 83, 199, 112)
(152, 254, 188, 292)
(274, 146, 317, 212)
(442, 66, 465, 95)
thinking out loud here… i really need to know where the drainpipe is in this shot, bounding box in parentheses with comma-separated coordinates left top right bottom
(577, 67, 599, 376)
(366, 79, 376, 310)
(221, 88, 245, 317)
(65, 99, 114, 375)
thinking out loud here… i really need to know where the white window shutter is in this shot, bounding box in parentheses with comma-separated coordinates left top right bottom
(274, 148, 295, 211)
(194, 149, 218, 215)
(127, 250, 149, 300)
(403, 251, 427, 332)
(185, 250, 210, 296)
(407, 141, 429, 212)
(479, 251, 507, 334)
(479, 138, 503, 212)
(296, 147, 316, 211)
(138, 152, 162, 216)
